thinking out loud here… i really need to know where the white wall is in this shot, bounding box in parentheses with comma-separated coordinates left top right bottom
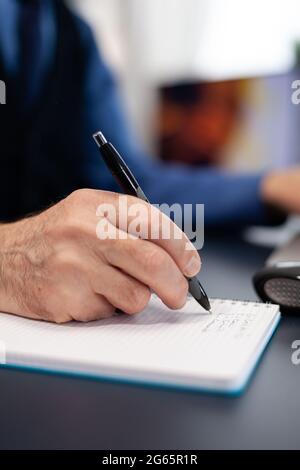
(70, 0, 300, 152)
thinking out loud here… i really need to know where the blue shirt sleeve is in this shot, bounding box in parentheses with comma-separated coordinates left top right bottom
(76, 17, 267, 227)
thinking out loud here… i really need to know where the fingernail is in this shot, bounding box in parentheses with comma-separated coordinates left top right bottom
(184, 255, 201, 277)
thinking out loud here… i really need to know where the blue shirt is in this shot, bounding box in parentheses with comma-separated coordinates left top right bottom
(0, 0, 266, 226)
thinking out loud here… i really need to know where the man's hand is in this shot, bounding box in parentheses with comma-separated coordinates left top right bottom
(261, 167, 300, 215)
(0, 190, 201, 323)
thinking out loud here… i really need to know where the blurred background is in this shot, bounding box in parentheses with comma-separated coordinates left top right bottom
(70, 0, 300, 174)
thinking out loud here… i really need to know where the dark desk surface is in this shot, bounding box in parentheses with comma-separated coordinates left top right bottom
(1, 234, 300, 450)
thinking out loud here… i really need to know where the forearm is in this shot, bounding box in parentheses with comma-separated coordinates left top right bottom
(0, 222, 22, 315)
(0, 219, 45, 318)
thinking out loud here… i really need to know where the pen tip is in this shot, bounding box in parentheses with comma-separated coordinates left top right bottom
(201, 297, 211, 312)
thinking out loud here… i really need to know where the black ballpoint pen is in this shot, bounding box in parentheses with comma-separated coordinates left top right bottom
(93, 131, 211, 312)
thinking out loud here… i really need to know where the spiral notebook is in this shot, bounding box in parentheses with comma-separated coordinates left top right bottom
(0, 295, 280, 394)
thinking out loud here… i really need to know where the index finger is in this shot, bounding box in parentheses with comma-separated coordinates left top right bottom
(96, 193, 201, 278)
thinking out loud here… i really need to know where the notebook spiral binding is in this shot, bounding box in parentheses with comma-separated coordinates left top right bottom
(154, 293, 274, 308)
(186, 296, 274, 308)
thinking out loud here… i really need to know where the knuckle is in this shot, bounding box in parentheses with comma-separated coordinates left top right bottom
(72, 311, 90, 323)
(64, 189, 95, 219)
(67, 188, 93, 204)
(58, 209, 90, 241)
(64, 217, 86, 238)
(40, 302, 72, 324)
(121, 283, 151, 315)
(55, 250, 81, 272)
(143, 245, 166, 273)
(71, 303, 96, 323)
(52, 314, 72, 324)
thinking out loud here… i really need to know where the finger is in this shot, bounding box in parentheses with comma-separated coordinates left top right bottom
(101, 227, 189, 310)
(71, 293, 115, 323)
(95, 193, 201, 278)
(89, 264, 151, 315)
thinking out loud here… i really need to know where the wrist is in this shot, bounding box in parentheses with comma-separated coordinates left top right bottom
(0, 223, 20, 313)
(0, 219, 37, 316)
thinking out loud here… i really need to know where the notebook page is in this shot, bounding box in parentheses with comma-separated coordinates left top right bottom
(0, 296, 280, 389)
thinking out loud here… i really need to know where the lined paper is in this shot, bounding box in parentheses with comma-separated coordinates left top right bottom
(0, 296, 280, 392)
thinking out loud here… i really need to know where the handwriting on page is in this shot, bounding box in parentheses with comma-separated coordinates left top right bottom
(108, 295, 271, 341)
(202, 299, 269, 338)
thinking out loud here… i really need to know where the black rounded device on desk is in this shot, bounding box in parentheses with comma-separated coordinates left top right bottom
(253, 235, 300, 313)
